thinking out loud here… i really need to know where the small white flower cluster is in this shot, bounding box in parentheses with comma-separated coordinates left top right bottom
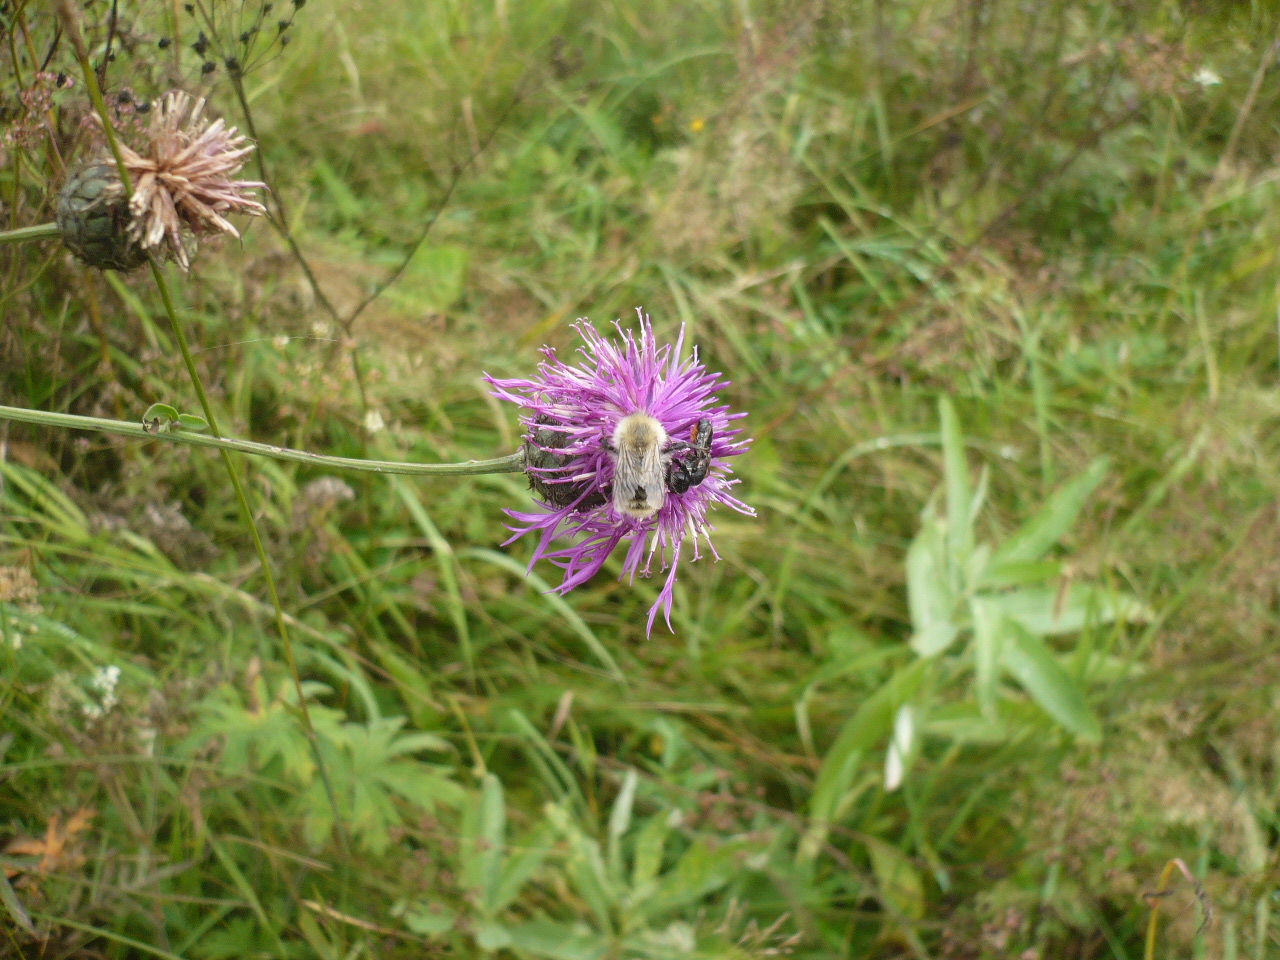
(82, 664, 122, 720)
(363, 409, 387, 434)
(1193, 66, 1222, 88)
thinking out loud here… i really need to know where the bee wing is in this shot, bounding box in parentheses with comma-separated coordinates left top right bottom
(612, 442, 666, 516)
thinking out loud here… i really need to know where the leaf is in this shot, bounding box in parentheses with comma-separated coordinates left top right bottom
(395, 482, 473, 675)
(5, 808, 95, 873)
(642, 837, 756, 919)
(461, 773, 506, 915)
(969, 596, 1006, 717)
(475, 922, 513, 951)
(606, 770, 637, 884)
(865, 836, 925, 922)
(989, 458, 1108, 569)
(176, 413, 209, 431)
(142, 403, 178, 423)
(630, 813, 671, 895)
(492, 824, 553, 914)
(938, 396, 972, 569)
(141, 403, 178, 434)
(413, 244, 469, 311)
(506, 921, 610, 960)
(982, 585, 1150, 637)
(977, 560, 1061, 589)
(1001, 619, 1101, 740)
(402, 902, 455, 936)
(545, 804, 614, 932)
(0, 870, 35, 937)
(460, 548, 625, 684)
(906, 514, 958, 656)
(803, 659, 928, 859)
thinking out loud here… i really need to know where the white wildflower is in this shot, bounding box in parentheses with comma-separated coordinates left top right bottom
(1193, 67, 1222, 87)
(87, 664, 121, 714)
(363, 409, 386, 434)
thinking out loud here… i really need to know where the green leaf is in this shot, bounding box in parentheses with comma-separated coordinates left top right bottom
(141, 403, 178, 433)
(475, 922, 513, 951)
(1001, 619, 1101, 740)
(0, 869, 35, 937)
(630, 813, 671, 895)
(982, 585, 1150, 637)
(492, 824, 552, 914)
(642, 837, 756, 919)
(545, 805, 614, 932)
(460, 548, 625, 684)
(989, 458, 1108, 569)
(906, 514, 957, 656)
(506, 921, 610, 960)
(804, 659, 928, 858)
(606, 769, 637, 883)
(977, 560, 1061, 589)
(414, 244, 468, 311)
(461, 774, 506, 914)
(176, 413, 208, 431)
(865, 836, 925, 922)
(969, 596, 1006, 718)
(401, 902, 455, 936)
(142, 403, 178, 424)
(938, 396, 972, 569)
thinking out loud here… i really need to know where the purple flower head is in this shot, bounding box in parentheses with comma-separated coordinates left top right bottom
(485, 309, 754, 633)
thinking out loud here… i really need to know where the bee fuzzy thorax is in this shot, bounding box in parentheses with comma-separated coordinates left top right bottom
(611, 412, 668, 451)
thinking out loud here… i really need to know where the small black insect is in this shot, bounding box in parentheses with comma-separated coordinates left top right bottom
(665, 419, 713, 495)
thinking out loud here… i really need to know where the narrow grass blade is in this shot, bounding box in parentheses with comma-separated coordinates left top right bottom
(0, 870, 35, 937)
(938, 396, 972, 571)
(394, 478, 473, 677)
(460, 547, 625, 684)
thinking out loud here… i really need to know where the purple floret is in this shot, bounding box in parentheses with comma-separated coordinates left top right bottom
(485, 308, 754, 633)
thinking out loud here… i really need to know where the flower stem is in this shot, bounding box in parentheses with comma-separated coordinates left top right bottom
(0, 403, 525, 476)
(0, 222, 59, 245)
(148, 257, 352, 857)
(56, 15, 353, 857)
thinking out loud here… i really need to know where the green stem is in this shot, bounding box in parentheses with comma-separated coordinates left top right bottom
(63, 30, 353, 857)
(147, 258, 352, 856)
(0, 222, 60, 244)
(0, 403, 525, 476)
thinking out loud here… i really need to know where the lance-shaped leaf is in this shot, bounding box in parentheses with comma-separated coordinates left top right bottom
(1001, 619, 1101, 740)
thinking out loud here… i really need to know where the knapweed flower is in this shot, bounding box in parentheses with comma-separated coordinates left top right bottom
(58, 91, 266, 271)
(116, 91, 265, 268)
(486, 309, 754, 633)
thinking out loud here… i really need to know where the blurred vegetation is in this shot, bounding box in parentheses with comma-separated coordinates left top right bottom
(3, 0, 1280, 957)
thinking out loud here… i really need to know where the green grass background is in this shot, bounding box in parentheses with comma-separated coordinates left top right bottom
(3, 0, 1280, 956)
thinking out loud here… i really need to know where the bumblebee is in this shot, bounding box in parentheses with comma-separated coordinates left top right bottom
(604, 414, 714, 519)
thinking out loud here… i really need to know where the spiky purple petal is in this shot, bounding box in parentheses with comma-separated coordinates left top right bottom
(485, 309, 754, 634)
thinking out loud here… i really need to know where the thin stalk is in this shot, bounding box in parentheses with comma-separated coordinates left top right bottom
(148, 255, 352, 856)
(55, 8, 355, 855)
(0, 222, 60, 244)
(0, 402, 525, 476)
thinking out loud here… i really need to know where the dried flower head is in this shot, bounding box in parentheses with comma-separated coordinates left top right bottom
(114, 91, 265, 268)
(487, 310, 754, 632)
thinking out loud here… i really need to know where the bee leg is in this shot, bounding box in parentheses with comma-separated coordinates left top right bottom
(666, 458, 693, 495)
